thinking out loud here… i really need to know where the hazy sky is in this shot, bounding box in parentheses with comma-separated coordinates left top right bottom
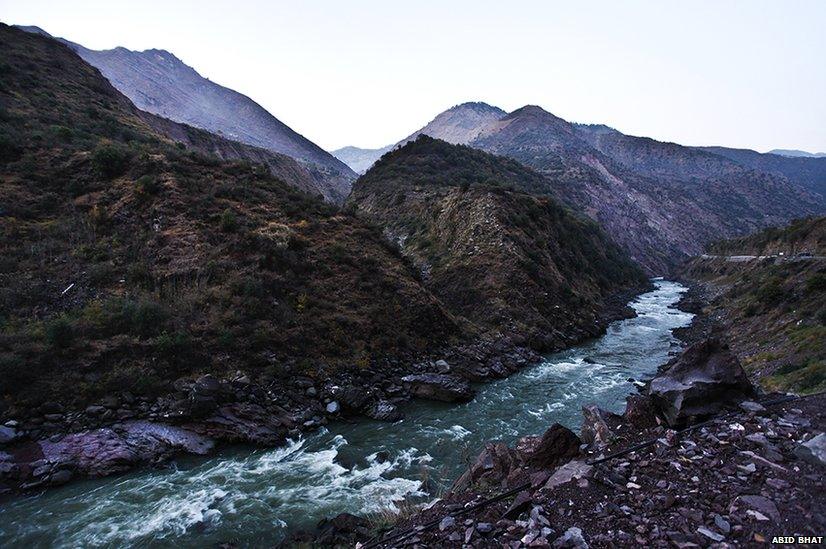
(2, 1, 825, 152)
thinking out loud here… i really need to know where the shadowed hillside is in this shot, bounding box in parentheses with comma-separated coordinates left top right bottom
(349, 136, 648, 349)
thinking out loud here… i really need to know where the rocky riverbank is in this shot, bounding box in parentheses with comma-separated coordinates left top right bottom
(299, 284, 826, 548)
(0, 286, 643, 497)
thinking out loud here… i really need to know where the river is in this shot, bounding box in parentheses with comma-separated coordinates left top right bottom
(0, 279, 692, 548)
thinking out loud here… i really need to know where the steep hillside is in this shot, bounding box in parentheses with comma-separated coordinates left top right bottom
(698, 145, 826, 199)
(683, 216, 826, 394)
(0, 24, 461, 410)
(342, 103, 819, 273)
(17, 25, 355, 203)
(473, 106, 820, 273)
(348, 137, 647, 348)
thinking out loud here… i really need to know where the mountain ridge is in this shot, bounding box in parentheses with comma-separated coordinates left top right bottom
(15, 25, 356, 203)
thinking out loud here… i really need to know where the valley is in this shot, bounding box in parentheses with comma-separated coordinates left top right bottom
(0, 10, 824, 549)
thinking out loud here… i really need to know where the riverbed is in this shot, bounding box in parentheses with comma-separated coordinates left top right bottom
(0, 280, 692, 547)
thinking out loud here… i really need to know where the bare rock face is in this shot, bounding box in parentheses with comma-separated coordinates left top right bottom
(401, 374, 475, 402)
(649, 338, 755, 426)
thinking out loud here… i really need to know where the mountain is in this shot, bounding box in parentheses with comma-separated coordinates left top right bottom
(397, 101, 507, 146)
(697, 145, 826, 199)
(768, 149, 826, 158)
(0, 24, 462, 409)
(16, 25, 355, 203)
(366, 102, 822, 273)
(348, 136, 647, 348)
(331, 144, 393, 174)
(332, 102, 507, 174)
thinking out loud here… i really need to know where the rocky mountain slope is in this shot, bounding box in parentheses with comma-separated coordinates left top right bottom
(338, 103, 823, 273)
(682, 217, 825, 394)
(17, 25, 355, 203)
(0, 24, 462, 413)
(698, 145, 826, 199)
(348, 136, 648, 349)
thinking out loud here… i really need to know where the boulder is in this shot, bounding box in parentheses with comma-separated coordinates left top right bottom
(314, 512, 370, 546)
(544, 460, 593, 490)
(522, 423, 581, 468)
(326, 401, 340, 414)
(580, 405, 614, 447)
(794, 433, 826, 468)
(336, 385, 370, 413)
(622, 394, 659, 428)
(453, 442, 518, 492)
(649, 338, 754, 426)
(365, 400, 402, 422)
(401, 374, 474, 402)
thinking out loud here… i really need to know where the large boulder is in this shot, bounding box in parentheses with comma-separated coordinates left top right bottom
(452, 442, 519, 492)
(401, 373, 475, 402)
(520, 423, 581, 468)
(649, 338, 754, 426)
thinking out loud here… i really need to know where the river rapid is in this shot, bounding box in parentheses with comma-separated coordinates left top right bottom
(0, 280, 692, 547)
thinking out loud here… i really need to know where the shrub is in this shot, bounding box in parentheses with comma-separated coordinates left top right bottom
(135, 175, 161, 197)
(806, 273, 826, 294)
(92, 143, 131, 178)
(219, 208, 237, 232)
(45, 316, 74, 348)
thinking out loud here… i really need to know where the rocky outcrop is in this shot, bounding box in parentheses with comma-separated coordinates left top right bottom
(401, 374, 475, 402)
(649, 338, 755, 426)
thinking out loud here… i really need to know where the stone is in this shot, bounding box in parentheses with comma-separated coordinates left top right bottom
(544, 460, 593, 490)
(326, 401, 340, 414)
(739, 400, 766, 413)
(794, 433, 826, 467)
(435, 359, 451, 373)
(400, 374, 475, 402)
(580, 405, 614, 447)
(365, 400, 401, 422)
(453, 442, 518, 492)
(524, 424, 581, 468)
(623, 395, 658, 428)
(0, 426, 18, 445)
(306, 387, 317, 397)
(713, 514, 731, 534)
(503, 491, 533, 519)
(314, 512, 370, 546)
(729, 495, 780, 523)
(49, 469, 73, 485)
(439, 516, 455, 531)
(553, 526, 588, 548)
(477, 522, 494, 534)
(194, 375, 220, 395)
(337, 385, 370, 412)
(85, 405, 106, 416)
(649, 338, 755, 426)
(697, 527, 724, 542)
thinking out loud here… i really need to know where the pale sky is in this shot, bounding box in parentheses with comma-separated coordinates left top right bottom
(2, 0, 825, 152)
